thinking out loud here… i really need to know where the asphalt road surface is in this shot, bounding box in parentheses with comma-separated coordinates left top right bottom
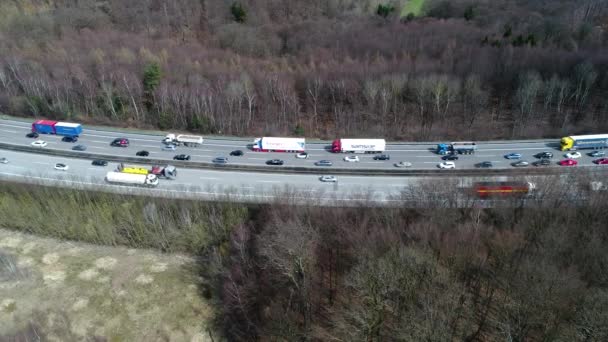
(3, 118, 601, 170)
(2, 148, 606, 205)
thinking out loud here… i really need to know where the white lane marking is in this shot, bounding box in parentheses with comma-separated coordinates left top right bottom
(199, 177, 219, 180)
(258, 180, 281, 183)
(0, 129, 18, 133)
(387, 149, 434, 152)
(248, 157, 270, 161)
(33, 162, 50, 165)
(90, 140, 108, 144)
(202, 143, 249, 148)
(483, 147, 550, 151)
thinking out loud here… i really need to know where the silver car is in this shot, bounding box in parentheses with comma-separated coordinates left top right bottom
(320, 175, 337, 183)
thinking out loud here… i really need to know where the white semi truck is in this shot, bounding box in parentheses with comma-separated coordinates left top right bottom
(252, 137, 306, 152)
(331, 139, 386, 153)
(105, 172, 159, 187)
(163, 134, 204, 147)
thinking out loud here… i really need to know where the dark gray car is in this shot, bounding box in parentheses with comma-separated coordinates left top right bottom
(315, 160, 333, 166)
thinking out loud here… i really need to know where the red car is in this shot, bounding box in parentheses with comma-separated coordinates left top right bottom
(594, 158, 608, 165)
(559, 159, 578, 166)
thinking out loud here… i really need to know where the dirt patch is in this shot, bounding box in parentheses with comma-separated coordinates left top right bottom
(21, 242, 37, 254)
(94, 256, 117, 270)
(43, 270, 66, 285)
(150, 262, 167, 273)
(78, 268, 99, 281)
(135, 274, 154, 285)
(0, 237, 21, 248)
(41, 253, 60, 265)
(71, 298, 89, 311)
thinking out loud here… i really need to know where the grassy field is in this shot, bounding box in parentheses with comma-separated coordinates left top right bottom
(401, 0, 426, 17)
(0, 228, 214, 341)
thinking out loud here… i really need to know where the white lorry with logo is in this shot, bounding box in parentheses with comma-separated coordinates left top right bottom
(331, 139, 386, 153)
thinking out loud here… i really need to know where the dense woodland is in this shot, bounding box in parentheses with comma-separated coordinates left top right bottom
(0, 0, 607, 140)
(1, 181, 608, 340)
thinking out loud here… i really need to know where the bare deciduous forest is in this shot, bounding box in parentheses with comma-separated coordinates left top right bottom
(1, 181, 608, 340)
(0, 0, 607, 139)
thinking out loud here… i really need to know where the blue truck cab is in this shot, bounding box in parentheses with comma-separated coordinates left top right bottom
(436, 143, 451, 155)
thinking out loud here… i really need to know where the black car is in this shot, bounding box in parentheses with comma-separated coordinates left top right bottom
(26, 132, 39, 138)
(111, 138, 129, 147)
(266, 159, 284, 166)
(534, 151, 553, 159)
(72, 144, 87, 151)
(62, 136, 78, 143)
(91, 160, 108, 166)
(136, 150, 150, 157)
(174, 154, 191, 161)
(475, 161, 493, 168)
(373, 154, 390, 161)
(533, 159, 551, 166)
(442, 154, 459, 161)
(230, 150, 244, 156)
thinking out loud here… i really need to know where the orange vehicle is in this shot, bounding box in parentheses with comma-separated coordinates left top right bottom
(474, 182, 535, 198)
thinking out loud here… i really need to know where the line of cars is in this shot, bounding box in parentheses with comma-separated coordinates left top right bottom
(501, 150, 608, 167)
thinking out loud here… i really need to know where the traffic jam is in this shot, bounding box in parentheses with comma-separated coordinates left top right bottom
(4, 119, 608, 191)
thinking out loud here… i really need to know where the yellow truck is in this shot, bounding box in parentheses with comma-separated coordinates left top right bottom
(116, 163, 177, 179)
(116, 163, 149, 175)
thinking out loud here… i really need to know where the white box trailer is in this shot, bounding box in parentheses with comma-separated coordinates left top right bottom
(105, 172, 159, 187)
(331, 139, 385, 153)
(252, 137, 305, 152)
(163, 134, 204, 147)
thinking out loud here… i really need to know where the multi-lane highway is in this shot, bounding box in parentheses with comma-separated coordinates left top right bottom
(1, 117, 607, 206)
(2, 118, 601, 170)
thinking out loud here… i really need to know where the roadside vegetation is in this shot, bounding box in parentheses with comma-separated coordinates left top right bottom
(1, 180, 607, 340)
(0, 0, 606, 140)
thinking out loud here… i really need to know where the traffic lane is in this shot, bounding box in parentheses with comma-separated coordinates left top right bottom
(4, 119, 557, 154)
(4, 139, 603, 171)
(0, 149, 413, 196)
(0, 119, 584, 169)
